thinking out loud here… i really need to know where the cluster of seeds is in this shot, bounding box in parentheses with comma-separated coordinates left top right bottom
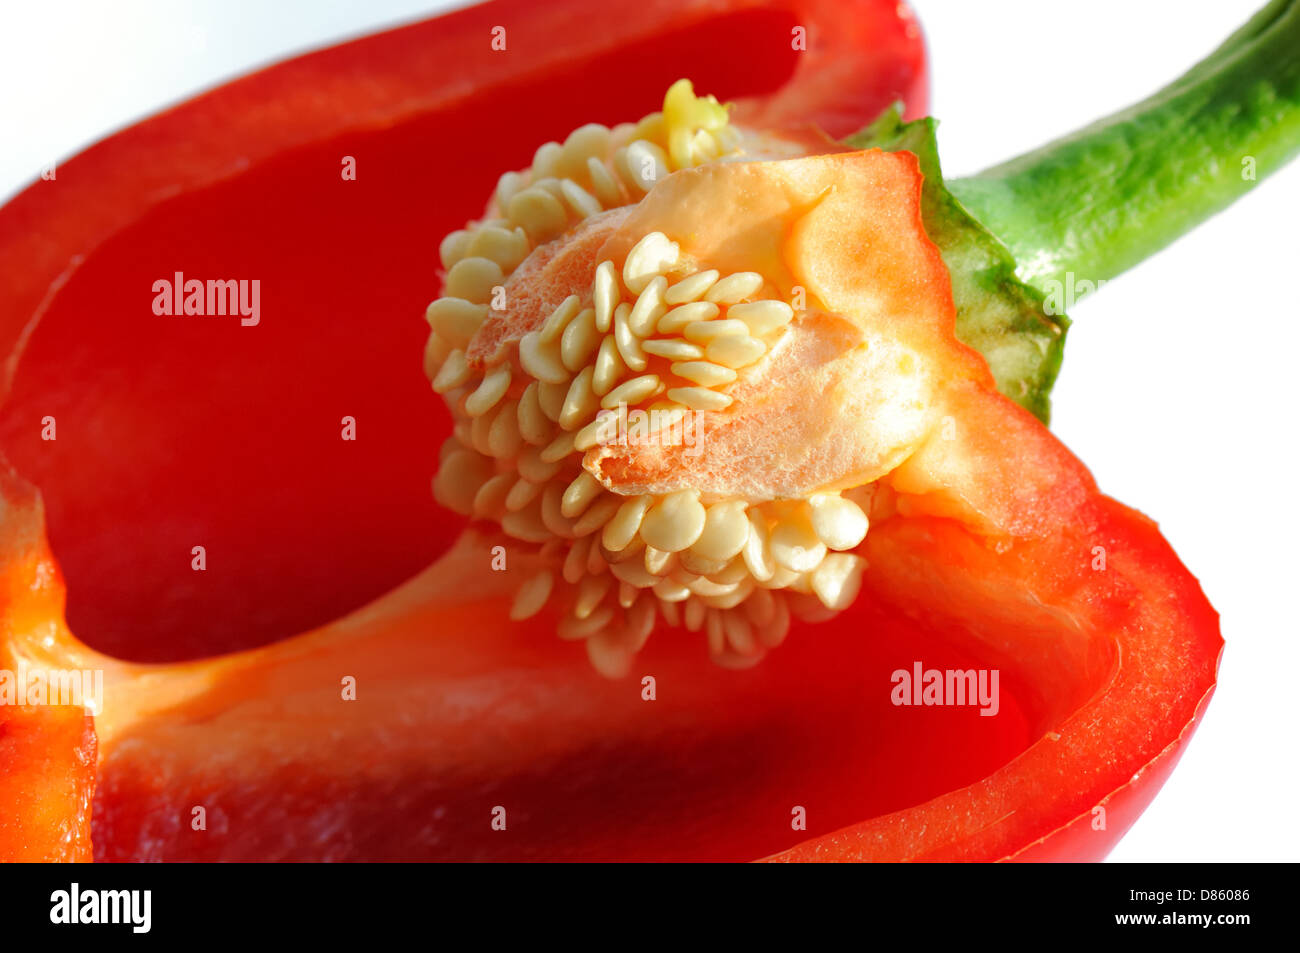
(429, 224, 871, 675)
(423, 83, 872, 675)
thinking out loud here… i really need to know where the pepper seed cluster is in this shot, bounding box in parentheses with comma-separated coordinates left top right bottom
(424, 86, 871, 674)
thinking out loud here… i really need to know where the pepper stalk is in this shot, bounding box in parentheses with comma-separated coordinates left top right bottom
(948, 0, 1300, 295)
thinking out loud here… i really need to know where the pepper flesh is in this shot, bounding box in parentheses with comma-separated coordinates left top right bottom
(0, 0, 1224, 862)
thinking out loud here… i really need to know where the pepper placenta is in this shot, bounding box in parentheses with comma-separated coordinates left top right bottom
(1, 0, 1292, 861)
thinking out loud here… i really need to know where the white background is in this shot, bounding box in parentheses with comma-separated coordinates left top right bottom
(2, 0, 1295, 862)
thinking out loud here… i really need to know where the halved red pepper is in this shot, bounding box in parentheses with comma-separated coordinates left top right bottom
(0, 0, 1224, 862)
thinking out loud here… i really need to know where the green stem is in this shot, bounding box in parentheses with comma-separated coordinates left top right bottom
(949, 0, 1300, 295)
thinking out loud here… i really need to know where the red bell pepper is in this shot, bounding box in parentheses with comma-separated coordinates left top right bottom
(0, 0, 1231, 863)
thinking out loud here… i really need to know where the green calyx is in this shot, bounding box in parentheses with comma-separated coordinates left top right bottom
(846, 0, 1300, 423)
(846, 108, 1066, 424)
